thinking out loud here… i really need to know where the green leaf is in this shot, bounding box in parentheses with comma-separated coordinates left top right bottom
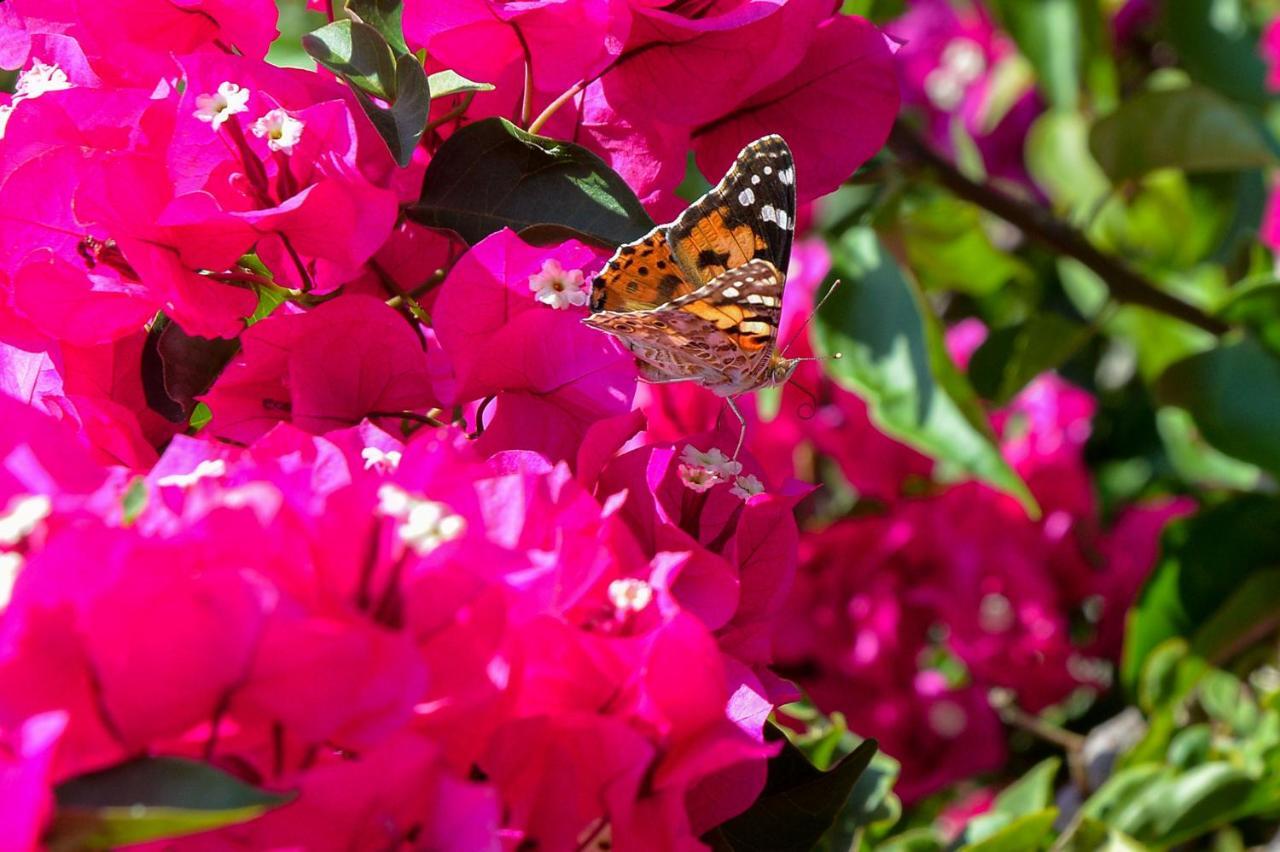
(959, 808, 1058, 852)
(302, 19, 397, 100)
(426, 69, 495, 99)
(894, 192, 1032, 297)
(706, 737, 878, 852)
(1089, 85, 1276, 183)
(815, 228, 1037, 515)
(1164, 0, 1269, 108)
(989, 0, 1082, 108)
(1083, 764, 1173, 823)
(120, 477, 148, 525)
(1217, 279, 1280, 357)
(993, 758, 1061, 817)
(1191, 569, 1280, 667)
(818, 749, 901, 848)
(48, 757, 291, 849)
(1156, 407, 1263, 492)
(969, 314, 1093, 405)
(1155, 337, 1280, 476)
(350, 52, 431, 167)
(1122, 496, 1280, 692)
(875, 828, 944, 852)
(1198, 669, 1260, 735)
(1025, 109, 1111, 217)
(346, 0, 408, 56)
(1126, 763, 1257, 846)
(1167, 724, 1213, 769)
(408, 117, 657, 247)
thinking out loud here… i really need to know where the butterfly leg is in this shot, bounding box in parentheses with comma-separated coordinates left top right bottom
(727, 396, 747, 459)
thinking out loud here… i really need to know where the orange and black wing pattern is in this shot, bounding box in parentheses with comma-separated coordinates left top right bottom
(589, 135, 796, 314)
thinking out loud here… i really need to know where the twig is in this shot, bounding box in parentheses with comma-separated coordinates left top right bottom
(887, 122, 1230, 336)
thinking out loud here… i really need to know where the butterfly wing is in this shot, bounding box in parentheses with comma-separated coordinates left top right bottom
(589, 226, 693, 313)
(589, 135, 796, 313)
(666, 135, 795, 285)
(584, 259, 785, 393)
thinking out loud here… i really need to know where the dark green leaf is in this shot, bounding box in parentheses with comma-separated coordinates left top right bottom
(1154, 337, 1280, 476)
(1089, 85, 1275, 183)
(706, 736, 878, 852)
(1198, 669, 1259, 735)
(1217, 279, 1280, 357)
(815, 228, 1037, 514)
(1191, 569, 1280, 667)
(993, 758, 1061, 817)
(1165, 0, 1270, 107)
(1125, 764, 1257, 846)
(141, 315, 241, 424)
(1156, 407, 1263, 492)
(48, 757, 291, 849)
(302, 19, 397, 100)
(426, 70, 495, 98)
(969, 314, 1093, 405)
(1082, 765, 1172, 823)
(408, 117, 656, 247)
(876, 828, 944, 852)
(1122, 496, 1280, 692)
(818, 750, 901, 848)
(350, 52, 431, 167)
(346, 0, 408, 56)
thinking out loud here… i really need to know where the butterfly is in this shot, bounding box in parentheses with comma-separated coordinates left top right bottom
(582, 135, 815, 454)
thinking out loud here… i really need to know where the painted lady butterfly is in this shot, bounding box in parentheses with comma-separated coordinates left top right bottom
(583, 135, 812, 453)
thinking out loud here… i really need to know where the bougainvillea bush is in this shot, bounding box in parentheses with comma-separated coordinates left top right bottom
(4, 0, 1280, 848)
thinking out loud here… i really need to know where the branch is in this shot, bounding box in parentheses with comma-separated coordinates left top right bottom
(887, 122, 1230, 336)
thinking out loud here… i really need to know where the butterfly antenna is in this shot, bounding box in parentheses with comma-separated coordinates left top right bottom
(780, 278, 843, 357)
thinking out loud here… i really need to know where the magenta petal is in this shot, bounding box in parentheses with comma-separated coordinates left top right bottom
(693, 15, 899, 203)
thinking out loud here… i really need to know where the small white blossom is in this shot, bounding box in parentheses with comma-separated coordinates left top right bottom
(678, 464, 718, 493)
(251, 108, 304, 154)
(679, 445, 741, 479)
(193, 81, 251, 131)
(607, 577, 653, 613)
(0, 551, 23, 610)
(14, 59, 72, 100)
(361, 446, 403, 472)
(528, 259, 588, 310)
(156, 459, 227, 488)
(0, 495, 51, 546)
(729, 474, 765, 501)
(377, 484, 465, 555)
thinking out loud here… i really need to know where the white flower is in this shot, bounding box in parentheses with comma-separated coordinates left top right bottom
(155, 459, 227, 488)
(528, 259, 588, 310)
(729, 474, 764, 501)
(376, 484, 465, 555)
(678, 464, 719, 493)
(14, 59, 71, 100)
(608, 577, 653, 613)
(679, 444, 742, 479)
(361, 446, 403, 472)
(251, 108, 304, 154)
(193, 81, 251, 131)
(0, 495, 51, 546)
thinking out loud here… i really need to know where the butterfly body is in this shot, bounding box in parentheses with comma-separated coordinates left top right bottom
(583, 135, 798, 401)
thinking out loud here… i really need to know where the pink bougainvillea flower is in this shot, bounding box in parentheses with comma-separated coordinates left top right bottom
(202, 295, 439, 443)
(1264, 16, 1280, 91)
(693, 14, 899, 203)
(404, 0, 628, 96)
(432, 229, 636, 459)
(887, 0, 1043, 191)
(603, 0, 831, 127)
(0, 711, 66, 850)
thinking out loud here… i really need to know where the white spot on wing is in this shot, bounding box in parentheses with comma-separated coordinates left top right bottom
(722, 286, 740, 298)
(760, 204, 776, 224)
(777, 209, 791, 230)
(763, 166, 773, 175)
(751, 174, 761, 185)
(738, 187, 755, 206)
(779, 167, 794, 185)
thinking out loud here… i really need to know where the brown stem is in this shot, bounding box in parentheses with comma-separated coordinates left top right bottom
(886, 122, 1230, 336)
